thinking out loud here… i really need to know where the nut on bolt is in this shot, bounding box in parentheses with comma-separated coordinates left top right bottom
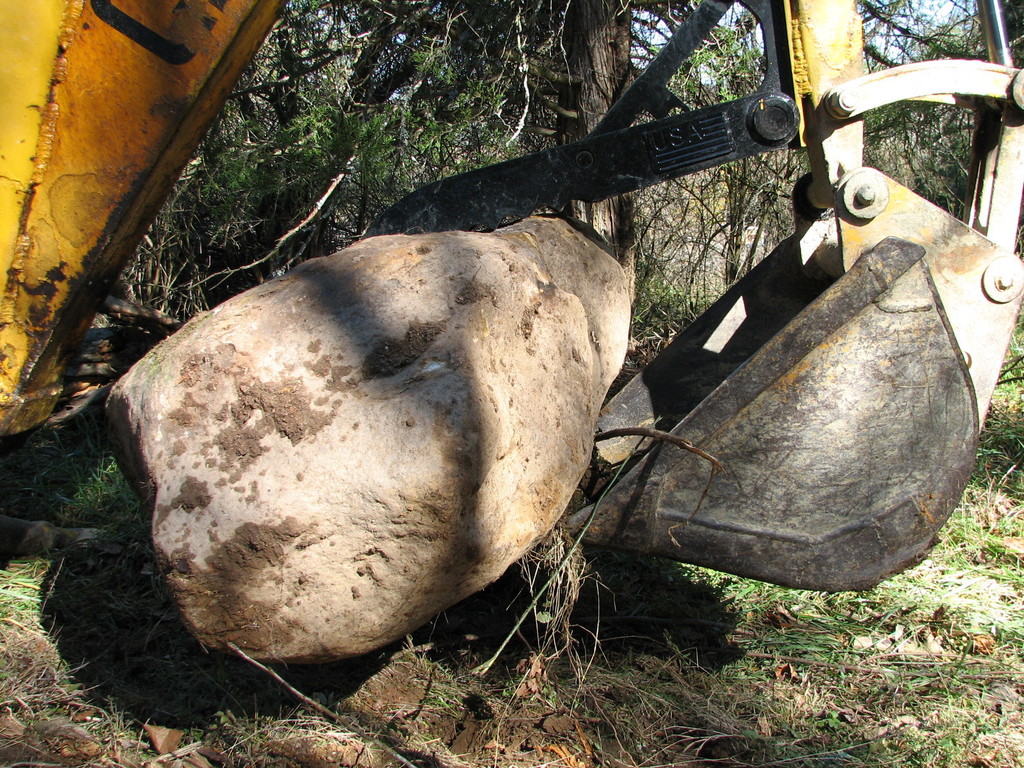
(838, 168, 889, 221)
(825, 88, 858, 119)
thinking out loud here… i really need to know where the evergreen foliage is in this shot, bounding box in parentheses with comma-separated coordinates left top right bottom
(121, 0, 1021, 332)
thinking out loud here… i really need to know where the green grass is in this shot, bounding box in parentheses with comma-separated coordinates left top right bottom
(2, 356, 1024, 767)
(0, 413, 141, 530)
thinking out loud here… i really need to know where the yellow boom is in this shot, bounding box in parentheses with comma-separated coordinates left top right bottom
(0, 0, 282, 440)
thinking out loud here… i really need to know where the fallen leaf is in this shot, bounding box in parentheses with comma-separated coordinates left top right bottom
(1001, 537, 1024, 557)
(985, 683, 1020, 714)
(894, 631, 944, 656)
(33, 717, 103, 760)
(143, 724, 184, 755)
(967, 750, 998, 767)
(70, 706, 103, 723)
(972, 634, 996, 655)
(0, 714, 26, 738)
(196, 746, 229, 764)
(515, 654, 547, 698)
(764, 604, 798, 628)
(541, 714, 574, 734)
(774, 663, 798, 681)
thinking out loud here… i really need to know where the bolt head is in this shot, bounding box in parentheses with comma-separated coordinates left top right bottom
(838, 169, 889, 221)
(982, 257, 1024, 304)
(749, 96, 798, 143)
(576, 150, 595, 169)
(853, 186, 876, 207)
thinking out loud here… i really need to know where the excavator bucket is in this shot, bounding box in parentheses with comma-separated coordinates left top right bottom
(573, 239, 971, 590)
(571, 173, 1024, 590)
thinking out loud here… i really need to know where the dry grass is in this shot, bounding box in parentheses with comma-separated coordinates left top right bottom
(2, 377, 1024, 768)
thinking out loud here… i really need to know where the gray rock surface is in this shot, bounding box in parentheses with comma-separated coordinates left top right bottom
(107, 216, 630, 662)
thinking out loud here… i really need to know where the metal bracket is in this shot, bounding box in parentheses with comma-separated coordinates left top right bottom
(368, 93, 799, 236)
(824, 60, 1024, 119)
(368, 0, 798, 237)
(836, 169, 1024, 419)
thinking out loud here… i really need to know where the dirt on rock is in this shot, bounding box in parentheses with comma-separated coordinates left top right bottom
(362, 320, 447, 379)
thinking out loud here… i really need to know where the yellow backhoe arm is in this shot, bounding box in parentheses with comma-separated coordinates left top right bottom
(0, 0, 283, 444)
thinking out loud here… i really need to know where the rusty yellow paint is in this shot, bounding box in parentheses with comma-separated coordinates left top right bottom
(0, 0, 284, 438)
(0, 1, 70, 323)
(837, 182, 924, 268)
(787, 0, 866, 208)
(786, 0, 864, 106)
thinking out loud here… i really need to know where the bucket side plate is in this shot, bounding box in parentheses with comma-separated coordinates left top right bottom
(574, 237, 978, 590)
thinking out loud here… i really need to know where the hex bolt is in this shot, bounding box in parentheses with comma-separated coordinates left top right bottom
(826, 89, 858, 119)
(854, 186, 876, 207)
(839, 169, 889, 221)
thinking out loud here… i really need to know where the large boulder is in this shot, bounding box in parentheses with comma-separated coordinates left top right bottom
(108, 217, 630, 662)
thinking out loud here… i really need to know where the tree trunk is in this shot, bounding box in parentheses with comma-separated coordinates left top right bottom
(558, 0, 636, 286)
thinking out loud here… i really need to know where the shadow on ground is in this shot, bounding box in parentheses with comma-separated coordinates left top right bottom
(42, 532, 393, 725)
(41, 521, 741, 725)
(12, 416, 746, 767)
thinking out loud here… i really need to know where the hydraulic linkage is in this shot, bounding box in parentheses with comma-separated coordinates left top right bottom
(368, 0, 799, 236)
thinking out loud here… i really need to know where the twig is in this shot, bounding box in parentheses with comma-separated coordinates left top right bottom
(46, 385, 113, 426)
(597, 426, 724, 528)
(474, 428, 726, 675)
(743, 650, 1023, 680)
(182, 163, 352, 293)
(573, 615, 737, 631)
(153, 742, 204, 764)
(999, 459, 1021, 485)
(743, 650, 886, 675)
(595, 427, 723, 473)
(101, 295, 181, 333)
(226, 643, 420, 768)
(267, 168, 348, 257)
(997, 352, 1024, 380)
(403, 633, 491, 654)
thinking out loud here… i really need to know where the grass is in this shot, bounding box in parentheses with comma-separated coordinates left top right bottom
(2, 361, 1024, 767)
